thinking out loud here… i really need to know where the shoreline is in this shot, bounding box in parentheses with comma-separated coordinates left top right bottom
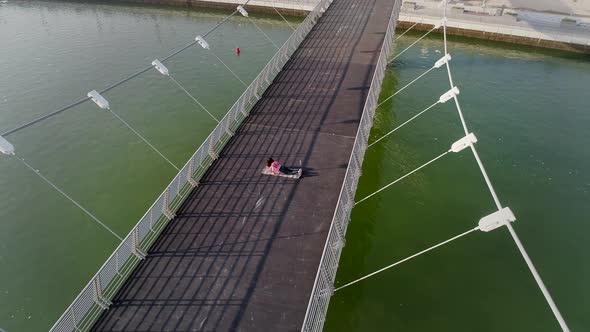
(399, 1, 590, 54)
(112, 0, 315, 16)
(397, 20, 590, 54)
(31, 0, 590, 52)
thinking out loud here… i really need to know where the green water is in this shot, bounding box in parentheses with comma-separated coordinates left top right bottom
(0, 2, 295, 330)
(325, 35, 590, 330)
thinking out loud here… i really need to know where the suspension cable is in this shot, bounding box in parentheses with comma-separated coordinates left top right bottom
(439, 2, 570, 330)
(168, 75, 220, 123)
(389, 25, 437, 63)
(369, 100, 439, 148)
(0, 0, 254, 138)
(272, 0, 297, 31)
(376, 66, 437, 109)
(14, 154, 123, 241)
(248, 17, 281, 49)
(355, 150, 450, 205)
(210, 52, 248, 87)
(334, 226, 479, 292)
(108, 109, 180, 171)
(292, 0, 311, 15)
(394, 22, 418, 41)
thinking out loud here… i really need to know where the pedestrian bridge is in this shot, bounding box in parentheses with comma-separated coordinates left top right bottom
(41, 0, 402, 330)
(0, 0, 571, 330)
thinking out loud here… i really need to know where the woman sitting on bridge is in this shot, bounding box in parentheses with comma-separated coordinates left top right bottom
(267, 158, 302, 177)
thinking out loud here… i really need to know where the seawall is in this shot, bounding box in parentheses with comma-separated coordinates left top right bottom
(107, 0, 590, 53)
(115, 0, 316, 16)
(397, 20, 590, 54)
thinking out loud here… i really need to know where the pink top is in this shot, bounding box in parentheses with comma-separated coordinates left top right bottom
(270, 161, 281, 175)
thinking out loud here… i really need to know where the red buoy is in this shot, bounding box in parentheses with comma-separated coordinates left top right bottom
(236, 47, 241, 55)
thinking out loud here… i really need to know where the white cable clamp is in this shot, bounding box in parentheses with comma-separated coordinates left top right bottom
(237, 5, 248, 17)
(151, 59, 169, 76)
(439, 86, 460, 103)
(478, 207, 516, 232)
(450, 133, 477, 153)
(434, 53, 451, 68)
(0, 135, 15, 155)
(87, 90, 110, 109)
(195, 35, 210, 50)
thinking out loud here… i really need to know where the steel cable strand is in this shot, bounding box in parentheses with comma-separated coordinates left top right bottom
(369, 100, 440, 148)
(355, 150, 450, 205)
(394, 21, 418, 41)
(108, 109, 180, 171)
(247, 17, 281, 49)
(272, 0, 297, 31)
(334, 226, 479, 291)
(389, 25, 438, 63)
(376, 65, 438, 109)
(168, 74, 220, 123)
(14, 154, 124, 241)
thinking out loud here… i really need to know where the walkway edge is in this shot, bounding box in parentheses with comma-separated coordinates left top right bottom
(300, 0, 402, 331)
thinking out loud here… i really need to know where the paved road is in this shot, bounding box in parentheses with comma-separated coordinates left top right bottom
(91, 0, 395, 330)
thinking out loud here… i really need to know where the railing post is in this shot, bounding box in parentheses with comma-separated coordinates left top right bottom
(92, 275, 111, 310)
(115, 252, 123, 277)
(253, 75, 262, 100)
(344, 181, 355, 208)
(162, 189, 176, 220)
(132, 228, 147, 260)
(148, 209, 155, 231)
(208, 135, 219, 160)
(332, 216, 346, 250)
(225, 117, 235, 137)
(187, 160, 199, 188)
(70, 310, 82, 332)
(319, 267, 334, 298)
(70, 310, 77, 330)
(240, 96, 249, 117)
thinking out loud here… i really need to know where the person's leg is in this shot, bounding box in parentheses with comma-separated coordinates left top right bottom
(279, 165, 298, 175)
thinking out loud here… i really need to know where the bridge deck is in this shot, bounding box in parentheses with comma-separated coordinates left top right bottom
(92, 0, 394, 330)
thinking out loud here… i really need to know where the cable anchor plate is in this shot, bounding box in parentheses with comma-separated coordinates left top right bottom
(0, 135, 15, 155)
(195, 35, 210, 50)
(87, 90, 110, 109)
(478, 207, 516, 232)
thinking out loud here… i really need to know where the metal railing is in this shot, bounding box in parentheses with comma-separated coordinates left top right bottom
(50, 0, 334, 330)
(300, 0, 402, 331)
